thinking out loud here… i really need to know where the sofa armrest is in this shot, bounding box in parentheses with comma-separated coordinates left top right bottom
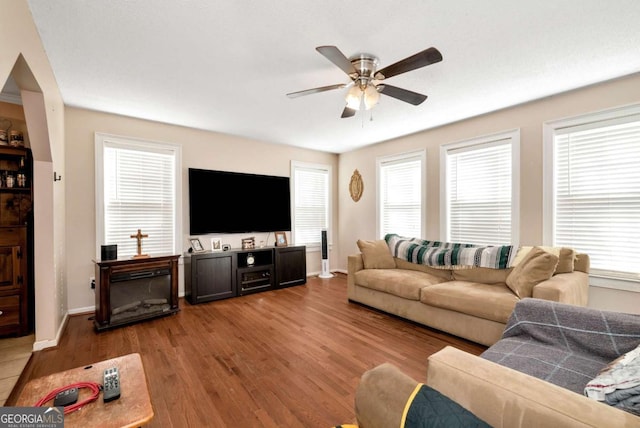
(347, 254, 364, 300)
(348, 253, 364, 275)
(355, 363, 420, 428)
(532, 271, 589, 306)
(427, 346, 638, 428)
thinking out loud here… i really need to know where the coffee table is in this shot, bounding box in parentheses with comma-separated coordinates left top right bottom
(15, 353, 153, 427)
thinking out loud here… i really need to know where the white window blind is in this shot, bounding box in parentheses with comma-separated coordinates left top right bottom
(96, 135, 180, 258)
(552, 114, 640, 280)
(292, 162, 330, 246)
(378, 152, 424, 238)
(443, 132, 517, 246)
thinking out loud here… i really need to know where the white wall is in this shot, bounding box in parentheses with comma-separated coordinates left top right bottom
(0, 0, 66, 349)
(64, 107, 339, 311)
(338, 72, 640, 314)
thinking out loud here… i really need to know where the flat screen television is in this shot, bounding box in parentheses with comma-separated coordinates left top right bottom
(188, 168, 292, 234)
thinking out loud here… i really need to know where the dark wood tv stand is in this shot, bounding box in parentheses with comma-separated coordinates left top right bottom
(184, 245, 306, 304)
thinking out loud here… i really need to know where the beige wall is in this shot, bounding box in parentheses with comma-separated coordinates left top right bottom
(64, 107, 339, 311)
(1, 0, 66, 349)
(338, 72, 640, 314)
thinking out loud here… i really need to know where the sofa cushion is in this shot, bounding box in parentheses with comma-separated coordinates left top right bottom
(506, 247, 559, 298)
(420, 281, 519, 323)
(512, 246, 575, 274)
(394, 258, 453, 281)
(357, 239, 396, 269)
(452, 266, 513, 284)
(354, 269, 446, 300)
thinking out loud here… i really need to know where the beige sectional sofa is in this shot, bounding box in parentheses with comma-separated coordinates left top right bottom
(347, 239, 590, 346)
(355, 298, 640, 427)
(356, 348, 640, 428)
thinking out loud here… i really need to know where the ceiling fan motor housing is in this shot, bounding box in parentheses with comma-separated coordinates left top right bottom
(350, 54, 379, 88)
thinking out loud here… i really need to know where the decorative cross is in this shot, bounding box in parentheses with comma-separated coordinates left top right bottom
(130, 229, 149, 258)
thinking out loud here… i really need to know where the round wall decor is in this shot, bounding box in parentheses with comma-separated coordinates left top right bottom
(349, 169, 364, 202)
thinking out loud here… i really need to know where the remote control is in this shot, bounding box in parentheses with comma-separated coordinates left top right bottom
(53, 387, 78, 407)
(103, 367, 121, 402)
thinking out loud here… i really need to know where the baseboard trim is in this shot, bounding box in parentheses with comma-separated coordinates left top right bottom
(68, 305, 95, 315)
(33, 311, 69, 351)
(308, 270, 342, 277)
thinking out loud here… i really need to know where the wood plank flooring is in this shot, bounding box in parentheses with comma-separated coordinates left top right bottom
(7, 274, 485, 427)
(0, 334, 33, 406)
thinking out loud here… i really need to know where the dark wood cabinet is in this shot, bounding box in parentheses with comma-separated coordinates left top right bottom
(185, 252, 237, 304)
(184, 245, 306, 304)
(275, 246, 307, 288)
(0, 146, 32, 337)
(94, 255, 180, 331)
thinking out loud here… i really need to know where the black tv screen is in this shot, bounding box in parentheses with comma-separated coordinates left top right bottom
(188, 168, 292, 234)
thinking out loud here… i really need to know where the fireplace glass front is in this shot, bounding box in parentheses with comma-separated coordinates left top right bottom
(109, 268, 172, 325)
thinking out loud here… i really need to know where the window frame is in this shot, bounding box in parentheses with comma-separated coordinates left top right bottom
(376, 150, 426, 239)
(290, 160, 331, 251)
(440, 129, 520, 246)
(94, 133, 182, 259)
(543, 103, 640, 292)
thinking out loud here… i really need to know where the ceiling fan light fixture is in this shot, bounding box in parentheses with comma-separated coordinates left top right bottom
(345, 85, 362, 110)
(363, 84, 380, 110)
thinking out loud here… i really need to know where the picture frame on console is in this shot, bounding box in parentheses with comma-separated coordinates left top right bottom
(275, 231, 288, 247)
(211, 238, 222, 251)
(190, 238, 205, 253)
(241, 237, 255, 250)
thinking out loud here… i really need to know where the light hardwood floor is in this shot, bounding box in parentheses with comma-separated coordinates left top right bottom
(7, 274, 485, 426)
(0, 334, 33, 406)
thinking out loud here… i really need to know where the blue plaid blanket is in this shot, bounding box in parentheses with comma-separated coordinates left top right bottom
(384, 234, 515, 269)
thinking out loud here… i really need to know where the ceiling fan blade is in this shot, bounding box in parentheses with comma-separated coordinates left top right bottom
(341, 106, 356, 118)
(375, 47, 442, 80)
(316, 46, 358, 77)
(378, 84, 427, 105)
(287, 83, 345, 98)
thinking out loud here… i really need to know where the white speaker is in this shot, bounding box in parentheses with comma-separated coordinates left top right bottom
(319, 229, 333, 278)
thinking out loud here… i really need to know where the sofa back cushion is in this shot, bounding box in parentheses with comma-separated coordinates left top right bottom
(512, 246, 576, 274)
(506, 247, 559, 298)
(394, 258, 453, 281)
(452, 266, 513, 284)
(357, 239, 396, 269)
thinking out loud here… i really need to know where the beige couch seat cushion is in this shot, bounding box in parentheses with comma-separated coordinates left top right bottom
(420, 281, 519, 323)
(353, 269, 446, 300)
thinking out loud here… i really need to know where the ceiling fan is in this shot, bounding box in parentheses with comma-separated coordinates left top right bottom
(287, 45, 443, 118)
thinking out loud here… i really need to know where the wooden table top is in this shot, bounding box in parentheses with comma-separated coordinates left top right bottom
(16, 353, 153, 428)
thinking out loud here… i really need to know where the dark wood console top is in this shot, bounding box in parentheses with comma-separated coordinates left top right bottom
(94, 253, 180, 266)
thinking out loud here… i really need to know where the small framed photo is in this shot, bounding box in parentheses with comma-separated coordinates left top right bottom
(211, 238, 222, 251)
(190, 238, 205, 253)
(274, 231, 288, 247)
(241, 237, 255, 250)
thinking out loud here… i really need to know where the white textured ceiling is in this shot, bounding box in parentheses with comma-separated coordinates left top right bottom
(24, 0, 640, 153)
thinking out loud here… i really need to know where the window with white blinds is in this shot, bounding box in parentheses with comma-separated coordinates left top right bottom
(441, 130, 519, 246)
(546, 108, 640, 282)
(95, 134, 181, 258)
(291, 161, 330, 247)
(377, 151, 425, 238)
